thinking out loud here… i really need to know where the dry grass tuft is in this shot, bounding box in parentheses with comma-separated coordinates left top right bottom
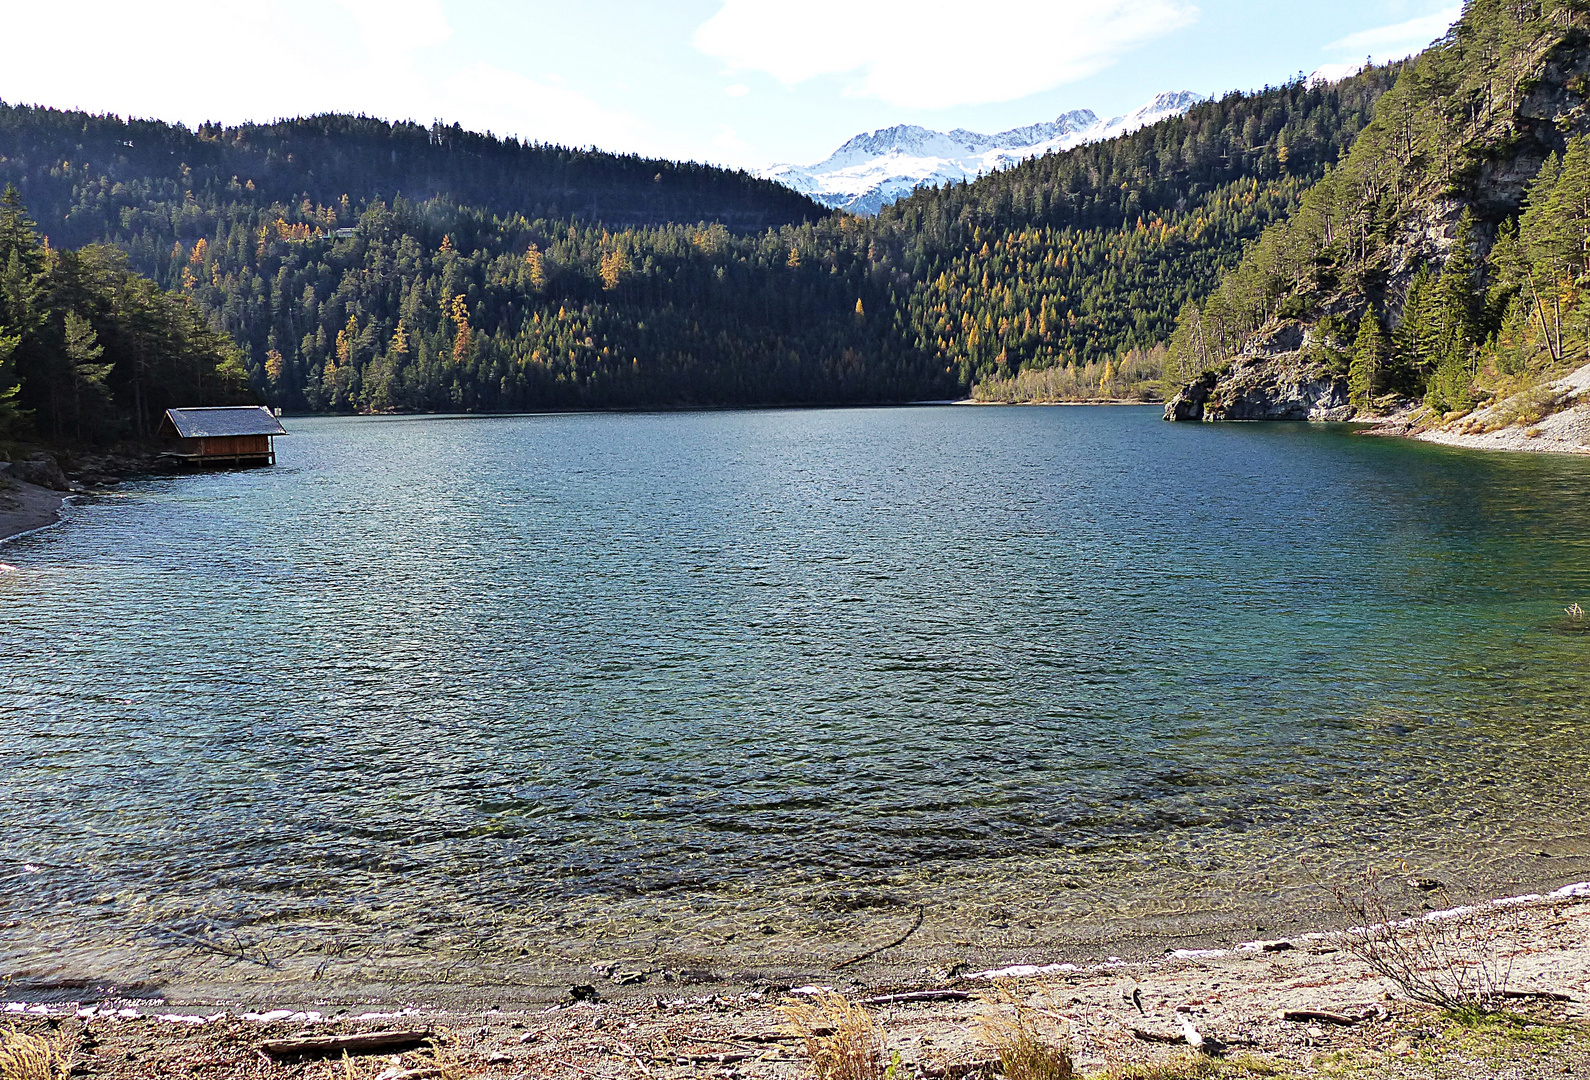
(1484, 385, 1564, 432)
(1107, 1051, 1280, 1079)
(779, 991, 892, 1080)
(987, 1027, 1074, 1080)
(1331, 869, 1517, 1013)
(0, 1029, 67, 1080)
(976, 988, 1074, 1080)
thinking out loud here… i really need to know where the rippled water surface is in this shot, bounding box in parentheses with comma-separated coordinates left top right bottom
(4, 406, 1590, 997)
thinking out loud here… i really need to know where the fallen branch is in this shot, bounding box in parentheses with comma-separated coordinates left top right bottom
(674, 1053, 750, 1065)
(918, 1058, 1002, 1079)
(836, 906, 925, 968)
(1499, 989, 1575, 1003)
(860, 989, 971, 1006)
(259, 1029, 431, 1060)
(154, 926, 274, 968)
(610, 1040, 652, 1078)
(1282, 1009, 1361, 1026)
(1130, 1026, 1185, 1044)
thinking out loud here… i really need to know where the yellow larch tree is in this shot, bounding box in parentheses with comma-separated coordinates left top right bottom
(451, 294, 471, 361)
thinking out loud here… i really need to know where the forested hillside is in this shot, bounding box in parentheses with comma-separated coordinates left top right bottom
(0, 111, 823, 241)
(881, 66, 1399, 391)
(0, 188, 246, 446)
(1163, 0, 1590, 423)
(0, 62, 1399, 435)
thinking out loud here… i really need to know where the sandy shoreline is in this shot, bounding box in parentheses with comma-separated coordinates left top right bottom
(6, 879, 1590, 1077)
(0, 477, 71, 546)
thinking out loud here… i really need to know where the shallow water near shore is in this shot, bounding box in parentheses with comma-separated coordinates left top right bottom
(4, 405, 1590, 1001)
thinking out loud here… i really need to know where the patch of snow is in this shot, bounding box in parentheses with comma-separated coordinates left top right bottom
(1308, 62, 1364, 87)
(968, 962, 1079, 979)
(762, 91, 1201, 215)
(241, 1008, 322, 1023)
(156, 1012, 226, 1025)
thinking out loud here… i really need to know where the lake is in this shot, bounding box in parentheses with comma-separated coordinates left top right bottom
(4, 405, 1590, 1000)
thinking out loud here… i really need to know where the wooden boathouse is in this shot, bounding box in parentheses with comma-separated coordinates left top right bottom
(158, 406, 287, 467)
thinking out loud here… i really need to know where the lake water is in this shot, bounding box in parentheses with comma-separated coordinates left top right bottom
(4, 406, 1590, 1001)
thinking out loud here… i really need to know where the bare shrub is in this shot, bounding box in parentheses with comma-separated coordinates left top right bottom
(779, 991, 891, 1080)
(1330, 869, 1517, 1012)
(0, 1029, 66, 1080)
(977, 987, 1074, 1080)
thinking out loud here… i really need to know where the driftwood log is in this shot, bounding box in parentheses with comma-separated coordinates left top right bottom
(1500, 989, 1575, 1003)
(1281, 1009, 1362, 1026)
(860, 989, 972, 1006)
(259, 1029, 432, 1059)
(1129, 1025, 1185, 1044)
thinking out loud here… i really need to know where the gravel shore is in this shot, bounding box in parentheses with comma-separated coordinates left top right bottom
(1410, 362, 1590, 455)
(6, 883, 1590, 1078)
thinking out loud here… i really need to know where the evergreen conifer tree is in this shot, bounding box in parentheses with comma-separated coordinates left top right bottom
(1393, 267, 1436, 390)
(1433, 211, 1479, 356)
(1349, 308, 1387, 412)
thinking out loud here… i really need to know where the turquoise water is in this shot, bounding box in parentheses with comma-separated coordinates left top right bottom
(3, 406, 1590, 998)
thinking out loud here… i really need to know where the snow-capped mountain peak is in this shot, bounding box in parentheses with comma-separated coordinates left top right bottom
(763, 91, 1200, 216)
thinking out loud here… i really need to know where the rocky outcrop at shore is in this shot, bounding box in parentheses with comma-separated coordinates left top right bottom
(0, 447, 188, 544)
(3, 455, 71, 491)
(1164, 352, 1351, 422)
(2, 446, 177, 491)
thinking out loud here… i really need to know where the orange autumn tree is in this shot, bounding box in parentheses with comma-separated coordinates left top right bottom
(450, 294, 471, 361)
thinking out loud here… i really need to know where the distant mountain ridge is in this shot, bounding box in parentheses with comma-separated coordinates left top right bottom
(763, 91, 1201, 215)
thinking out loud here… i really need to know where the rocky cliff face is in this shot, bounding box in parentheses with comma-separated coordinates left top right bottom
(1163, 6, 1590, 425)
(1163, 354, 1351, 422)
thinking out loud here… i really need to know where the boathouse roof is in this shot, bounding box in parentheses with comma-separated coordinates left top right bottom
(161, 406, 287, 439)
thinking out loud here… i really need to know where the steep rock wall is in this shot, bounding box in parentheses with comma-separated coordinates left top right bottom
(1163, 355, 1351, 422)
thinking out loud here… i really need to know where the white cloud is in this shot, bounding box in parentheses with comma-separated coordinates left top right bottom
(712, 125, 751, 155)
(1326, 5, 1462, 61)
(441, 64, 647, 150)
(0, 0, 645, 155)
(693, 0, 1199, 108)
(725, 83, 751, 98)
(333, 0, 452, 56)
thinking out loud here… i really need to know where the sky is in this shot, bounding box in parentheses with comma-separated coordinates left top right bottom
(1, 0, 1463, 173)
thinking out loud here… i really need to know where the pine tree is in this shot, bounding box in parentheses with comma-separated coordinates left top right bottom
(0, 328, 22, 435)
(63, 310, 111, 440)
(1433, 211, 1479, 357)
(1517, 151, 1569, 362)
(1425, 337, 1474, 414)
(1392, 267, 1437, 389)
(1349, 308, 1387, 412)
